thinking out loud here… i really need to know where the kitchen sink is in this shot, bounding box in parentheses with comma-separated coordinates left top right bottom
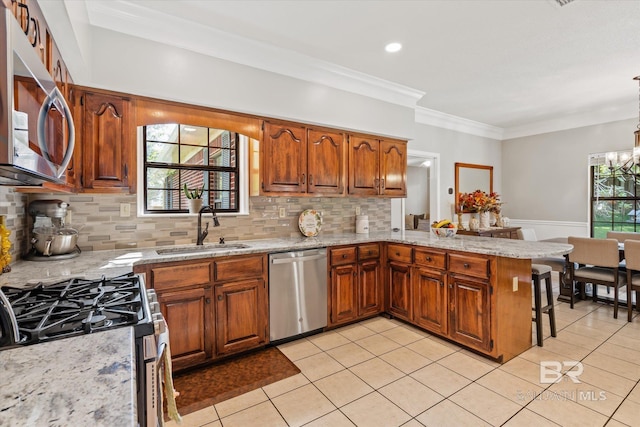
(156, 243, 250, 255)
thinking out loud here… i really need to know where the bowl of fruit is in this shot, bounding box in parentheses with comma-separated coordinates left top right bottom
(431, 219, 458, 238)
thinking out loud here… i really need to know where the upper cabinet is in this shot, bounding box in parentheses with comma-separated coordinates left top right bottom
(349, 136, 406, 197)
(76, 89, 135, 193)
(261, 122, 346, 196)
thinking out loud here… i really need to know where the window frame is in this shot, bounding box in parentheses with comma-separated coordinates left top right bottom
(137, 125, 249, 217)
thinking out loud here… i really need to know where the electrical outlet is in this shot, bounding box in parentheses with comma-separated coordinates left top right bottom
(355, 206, 361, 215)
(120, 203, 131, 217)
(278, 207, 286, 218)
(512, 277, 519, 292)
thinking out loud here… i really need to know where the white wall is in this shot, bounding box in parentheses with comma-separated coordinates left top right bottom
(409, 123, 502, 221)
(86, 27, 417, 141)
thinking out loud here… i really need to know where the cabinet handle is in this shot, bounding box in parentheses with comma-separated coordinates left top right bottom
(425, 256, 432, 262)
(217, 295, 223, 301)
(449, 284, 453, 289)
(396, 252, 400, 256)
(463, 263, 470, 269)
(374, 178, 380, 188)
(342, 254, 347, 258)
(206, 298, 211, 304)
(368, 250, 373, 255)
(301, 173, 306, 184)
(381, 178, 385, 189)
(309, 175, 313, 185)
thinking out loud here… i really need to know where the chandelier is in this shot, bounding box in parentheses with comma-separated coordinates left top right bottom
(604, 76, 640, 173)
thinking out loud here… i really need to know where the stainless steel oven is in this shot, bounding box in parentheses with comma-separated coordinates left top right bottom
(0, 273, 167, 427)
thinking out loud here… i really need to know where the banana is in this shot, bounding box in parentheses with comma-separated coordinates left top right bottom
(435, 219, 451, 228)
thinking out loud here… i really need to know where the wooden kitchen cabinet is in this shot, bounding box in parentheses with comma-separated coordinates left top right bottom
(328, 244, 382, 326)
(78, 89, 135, 192)
(448, 274, 492, 352)
(386, 244, 413, 321)
(348, 136, 407, 197)
(133, 253, 268, 370)
(261, 121, 346, 195)
(158, 286, 213, 371)
(412, 248, 448, 335)
(214, 277, 268, 356)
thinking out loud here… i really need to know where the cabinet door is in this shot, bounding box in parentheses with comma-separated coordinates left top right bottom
(413, 267, 447, 335)
(448, 275, 492, 353)
(158, 287, 213, 370)
(82, 92, 132, 190)
(330, 264, 358, 325)
(380, 140, 407, 197)
(262, 122, 307, 193)
(215, 278, 268, 356)
(349, 136, 380, 195)
(388, 261, 412, 321)
(358, 260, 382, 317)
(307, 129, 345, 195)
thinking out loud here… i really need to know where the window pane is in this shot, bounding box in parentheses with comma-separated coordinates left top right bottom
(211, 190, 236, 210)
(210, 171, 236, 191)
(146, 141, 179, 164)
(147, 167, 178, 189)
(147, 189, 181, 210)
(180, 146, 208, 165)
(210, 148, 235, 167)
(146, 124, 178, 142)
(180, 125, 208, 146)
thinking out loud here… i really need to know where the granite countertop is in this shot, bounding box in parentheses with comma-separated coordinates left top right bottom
(0, 327, 137, 426)
(0, 230, 572, 288)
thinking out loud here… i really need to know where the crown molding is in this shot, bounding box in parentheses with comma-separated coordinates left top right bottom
(415, 107, 504, 140)
(84, 0, 425, 108)
(502, 103, 637, 139)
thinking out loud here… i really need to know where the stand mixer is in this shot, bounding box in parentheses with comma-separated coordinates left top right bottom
(26, 200, 81, 260)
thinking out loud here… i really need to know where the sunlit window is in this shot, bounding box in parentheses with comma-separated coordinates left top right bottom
(590, 150, 640, 237)
(143, 124, 239, 213)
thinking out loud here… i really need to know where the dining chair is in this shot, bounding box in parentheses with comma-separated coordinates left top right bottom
(567, 237, 625, 317)
(606, 231, 640, 243)
(624, 239, 640, 322)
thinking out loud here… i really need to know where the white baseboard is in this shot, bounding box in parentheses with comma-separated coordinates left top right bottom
(508, 219, 589, 240)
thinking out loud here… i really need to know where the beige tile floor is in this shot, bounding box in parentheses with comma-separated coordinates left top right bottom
(167, 277, 640, 427)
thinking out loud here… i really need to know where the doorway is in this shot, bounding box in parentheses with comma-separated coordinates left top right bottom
(390, 150, 440, 230)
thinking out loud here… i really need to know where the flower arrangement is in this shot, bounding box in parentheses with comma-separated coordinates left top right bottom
(458, 189, 501, 213)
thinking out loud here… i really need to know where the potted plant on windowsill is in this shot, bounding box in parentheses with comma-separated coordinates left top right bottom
(183, 184, 204, 214)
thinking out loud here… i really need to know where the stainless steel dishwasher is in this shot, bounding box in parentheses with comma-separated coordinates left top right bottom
(269, 248, 327, 342)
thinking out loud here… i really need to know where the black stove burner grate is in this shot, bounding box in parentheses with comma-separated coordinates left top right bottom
(1, 273, 145, 344)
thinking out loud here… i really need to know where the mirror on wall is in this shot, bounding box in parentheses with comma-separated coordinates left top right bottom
(455, 162, 493, 213)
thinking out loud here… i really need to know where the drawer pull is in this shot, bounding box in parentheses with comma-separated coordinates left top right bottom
(217, 295, 223, 301)
(206, 298, 211, 304)
(396, 252, 400, 256)
(463, 263, 470, 268)
(342, 254, 347, 258)
(368, 250, 373, 255)
(425, 256, 432, 261)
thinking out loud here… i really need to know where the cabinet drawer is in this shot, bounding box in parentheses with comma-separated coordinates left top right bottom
(214, 255, 265, 282)
(330, 247, 357, 265)
(449, 253, 490, 279)
(358, 243, 380, 260)
(491, 231, 512, 239)
(387, 244, 413, 263)
(151, 262, 212, 291)
(414, 248, 446, 270)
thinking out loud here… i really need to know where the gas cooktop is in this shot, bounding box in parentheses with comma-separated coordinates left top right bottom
(1, 273, 149, 345)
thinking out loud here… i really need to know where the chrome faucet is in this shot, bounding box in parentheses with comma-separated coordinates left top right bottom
(197, 205, 220, 245)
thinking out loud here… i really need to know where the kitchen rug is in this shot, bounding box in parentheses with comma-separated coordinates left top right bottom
(170, 346, 300, 416)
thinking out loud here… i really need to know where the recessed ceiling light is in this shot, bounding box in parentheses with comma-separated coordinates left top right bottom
(385, 42, 402, 53)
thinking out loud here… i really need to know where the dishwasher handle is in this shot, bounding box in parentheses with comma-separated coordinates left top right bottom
(271, 254, 327, 264)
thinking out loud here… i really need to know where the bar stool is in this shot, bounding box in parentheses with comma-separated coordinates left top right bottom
(532, 263, 557, 346)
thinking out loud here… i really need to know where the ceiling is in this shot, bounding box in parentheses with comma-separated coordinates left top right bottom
(63, 0, 640, 138)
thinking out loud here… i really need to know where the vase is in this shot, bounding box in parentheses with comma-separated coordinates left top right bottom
(187, 198, 203, 214)
(469, 215, 480, 231)
(479, 211, 491, 229)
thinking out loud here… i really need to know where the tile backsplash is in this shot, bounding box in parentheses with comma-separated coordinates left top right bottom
(19, 193, 392, 253)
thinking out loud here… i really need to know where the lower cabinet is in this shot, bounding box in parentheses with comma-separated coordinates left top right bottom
(215, 278, 268, 356)
(386, 243, 532, 361)
(133, 253, 268, 371)
(158, 286, 213, 371)
(329, 244, 382, 326)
